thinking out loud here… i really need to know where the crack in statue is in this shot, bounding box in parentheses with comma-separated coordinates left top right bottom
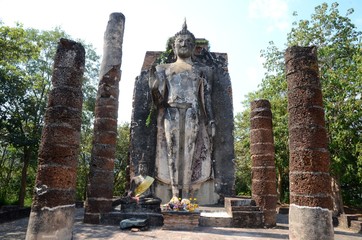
(149, 20, 215, 199)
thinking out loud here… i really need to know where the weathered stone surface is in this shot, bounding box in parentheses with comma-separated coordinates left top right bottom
(27, 206, 75, 240)
(84, 198, 114, 213)
(90, 156, 115, 171)
(287, 87, 323, 107)
(251, 154, 275, 167)
(250, 117, 273, 129)
(289, 204, 334, 240)
(162, 212, 200, 230)
(288, 106, 326, 126)
(38, 144, 79, 159)
(231, 211, 264, 228)
(290, 172, 331, 195)
(199, 214, 232, 227)
(41, 124, 81, 145)
(26, 38, 85, 240)
(250, 129, 274, 143)
(252, 167, 277, 182)
(250, 143, 274, 155)
(84, 12, 125, 224)
(289, 126, 328, 149)
(285, 46, 333, 239)
(224, 197, 256, 216)
(91, 144, 117, 159)
(47, 87, 83, 109)
(36, 165, 76, 189)
(100, 212, 164, 226)
(252, 195, 278, 210)
(130, 47, 234, 204)
(290, 194, 333, 209)
(250, 100, 277, 227)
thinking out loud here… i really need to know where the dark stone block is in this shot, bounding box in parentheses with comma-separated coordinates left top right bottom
(231, 211, 264, 228)
(0, 207, 30, 223)
(100, 212, 163, 226)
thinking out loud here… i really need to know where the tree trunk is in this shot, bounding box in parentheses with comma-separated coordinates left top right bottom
(331, 175, 344, 216)
(18, 146, 31, 207)
(277, 165, 283, 203)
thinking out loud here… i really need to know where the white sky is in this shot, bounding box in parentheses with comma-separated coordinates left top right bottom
(1, 0, 361, 123)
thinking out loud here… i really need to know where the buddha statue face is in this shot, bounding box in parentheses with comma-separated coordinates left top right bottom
(174, 34, 195, 59)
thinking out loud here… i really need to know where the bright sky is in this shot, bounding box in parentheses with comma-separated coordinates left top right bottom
(1, 0, 361, 123)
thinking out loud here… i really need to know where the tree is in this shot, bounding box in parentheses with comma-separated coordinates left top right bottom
(113, 122, 130, 196)
(0, 22, 100, 206)
(234, 2, 362, 209)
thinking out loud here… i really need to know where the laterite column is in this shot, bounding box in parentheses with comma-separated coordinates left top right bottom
(250, 99, 277, 227)
(84, 12, 125, 224)
(285, 46, 333, 239)
(26, 39, 85, 239)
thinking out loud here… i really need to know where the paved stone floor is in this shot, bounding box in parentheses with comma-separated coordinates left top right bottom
(0, 208, 361, 239)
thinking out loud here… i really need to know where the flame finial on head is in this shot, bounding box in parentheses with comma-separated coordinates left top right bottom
(174, 18, 195, 43)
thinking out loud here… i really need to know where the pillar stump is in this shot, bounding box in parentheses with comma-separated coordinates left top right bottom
(84, 12, 125, 224)
(250, 99, 277, 227)
(285, 46, 334, 240)
(26, 39, 85, 239)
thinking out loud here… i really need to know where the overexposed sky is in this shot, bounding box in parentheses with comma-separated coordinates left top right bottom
(1, 0, 361, 123)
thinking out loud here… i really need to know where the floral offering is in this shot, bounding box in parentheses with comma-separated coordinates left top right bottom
(161, 197, 199, 212)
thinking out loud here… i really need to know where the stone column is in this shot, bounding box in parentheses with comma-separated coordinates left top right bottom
(26, 39, 85, 240)
(84, 12, 125, 224)
(285, 46, 334, 240)
(250, 99, 277, 227)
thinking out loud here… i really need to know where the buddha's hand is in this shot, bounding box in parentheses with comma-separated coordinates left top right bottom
(208, 120, 216, 138)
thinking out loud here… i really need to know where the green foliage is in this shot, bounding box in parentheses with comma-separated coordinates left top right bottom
(113, 123, 130, 196)
(0, 22, 100, 205)
(234, 2, 362, 206)
(234, 110, 251, 196)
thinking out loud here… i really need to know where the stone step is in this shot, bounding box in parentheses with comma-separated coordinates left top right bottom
(225, 197, 256, 207)
(199, 211, 232, 227)
(338, 214, 359, 229)
(350, 220, 362, 234)
(231, 211, 264, 228)
(224, 197, 256, 216)
(230, 206, 260, 212)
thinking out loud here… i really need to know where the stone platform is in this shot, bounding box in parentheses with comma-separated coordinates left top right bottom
(100, 197, 265, 229)
(162, 211, 200, 230)
(199, 198, 264, 228)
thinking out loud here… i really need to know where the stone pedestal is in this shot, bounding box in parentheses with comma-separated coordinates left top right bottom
(224, 197, 264, 228)
(99, 198, 164, 227)
(162, 211, 200, 230)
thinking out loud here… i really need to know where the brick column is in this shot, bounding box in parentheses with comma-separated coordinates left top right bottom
(84, 12, 125, 224)
(250, 99, 277, 227)
(285, 46, 333, 239)
(26, 39, 85, 239)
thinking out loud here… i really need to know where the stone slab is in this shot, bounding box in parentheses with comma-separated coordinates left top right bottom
(100, 212, 163, 226)
(162, 211, 200, 230)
